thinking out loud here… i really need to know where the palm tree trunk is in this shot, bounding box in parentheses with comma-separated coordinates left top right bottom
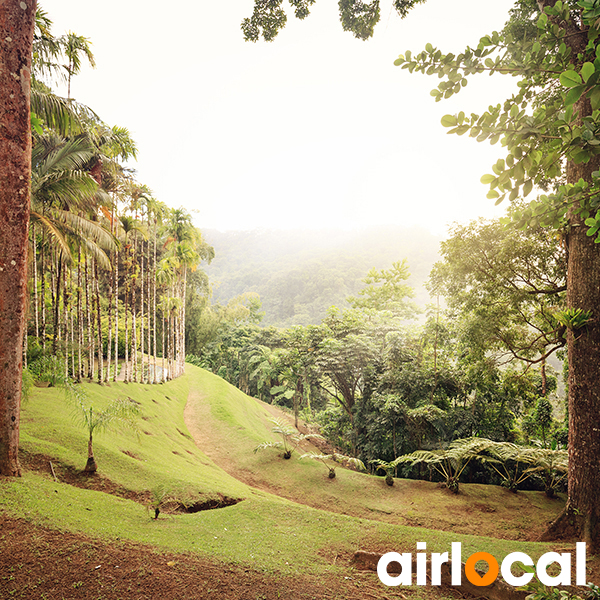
(106, 262, 112, 382)
(63, 264, 69, 378)
(162, 312, 166, 383)
(77, 245, 83, 382)
(85, 257, 93, 379)
(153, 225, 158, 383)
(131, 248, 138, 383)
(124, 256, 129, 383)
(32, 224, 39, 339)
(140, 242, 145, 382)
(52, 254, 62, 355)
(95, 261, 103, 384)
(40, 230, 46, 350)
(113, 247, 119, 382)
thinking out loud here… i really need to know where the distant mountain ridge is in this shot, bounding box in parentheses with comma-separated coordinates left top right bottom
(201, 226, 442, 327)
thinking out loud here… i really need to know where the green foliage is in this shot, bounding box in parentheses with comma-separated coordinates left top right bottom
(347, 260, 418, 318)
(394, 3, 600, 240)
(69, 390, 141, 471)
(300, 451, 366, 478)
(394, 438, 495, 493)
(553, 307, 593, 332)
(28, 354, 68, 387)
(254, 417, 322, 459)
(430, 216, 566, 367)
(148, 483, 170, 519)
(241, 0, 427, 41)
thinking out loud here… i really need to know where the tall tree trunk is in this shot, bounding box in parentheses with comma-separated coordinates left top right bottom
(0, 0, 36, 477)
(106, 262, 112, 383)
(85, 257, 93, 379)
(77, 246, 83, 381)
(40, 230, 46, 350)
(542, 95, 600, 550)
(140, 242, 145, 382)
(131, 236, 138, 383)
(63, 263, 69, 378)
(52, 254, 61, 355)
(113, 247, 119, 382)
(124, 256, 129, 383)
(94, 261, 103, 384)
(153, 223, 158, 383)
(162, 312, 166, 383)
(32, 224, 39, 339)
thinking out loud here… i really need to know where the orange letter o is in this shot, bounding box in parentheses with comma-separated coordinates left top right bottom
(464, 552, 499, 587)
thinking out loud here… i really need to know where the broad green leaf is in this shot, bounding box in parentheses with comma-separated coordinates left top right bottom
(565, 85, 586, 106)
(589, 87, 600, 110)
(581, 62, 595, 83)
(487, 189, 500, 200)
(441, 114, 457, 127)
(523, 179, 533, 197)
(480, 174, 496, 184)
(560, 70, 582, 88)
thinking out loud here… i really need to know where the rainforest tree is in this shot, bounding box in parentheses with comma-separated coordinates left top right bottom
(0, 0, 37, 477)
(396, 1, 600, 547)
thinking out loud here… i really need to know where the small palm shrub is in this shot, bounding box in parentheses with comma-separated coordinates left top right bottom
(300, 452, 365, 479)
(69, 386, 141, 472)
(371, 458, 403, 486)
(254, 417, 322, 459)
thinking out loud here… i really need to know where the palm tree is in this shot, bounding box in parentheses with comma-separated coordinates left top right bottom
(69, 388, 140, 473)
(59, 31, 96, 100)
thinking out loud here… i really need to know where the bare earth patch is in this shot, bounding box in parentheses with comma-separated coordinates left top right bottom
(0, 514, 447, 600)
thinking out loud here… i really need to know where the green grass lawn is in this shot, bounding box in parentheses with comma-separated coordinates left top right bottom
(0, 364, 566, 578)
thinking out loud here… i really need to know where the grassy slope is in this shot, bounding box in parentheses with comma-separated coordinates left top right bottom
(185, 367, 564, 541)
(0, 364, 564, 578)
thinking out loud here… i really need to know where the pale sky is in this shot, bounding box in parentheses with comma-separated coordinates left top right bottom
(42, 0, 517, 235)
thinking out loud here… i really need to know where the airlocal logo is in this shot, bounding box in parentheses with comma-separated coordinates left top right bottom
(377, 542, 587, 587)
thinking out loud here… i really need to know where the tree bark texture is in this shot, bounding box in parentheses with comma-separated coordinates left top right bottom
(0, 0, 36, 477)
(543, 94, 600, 549)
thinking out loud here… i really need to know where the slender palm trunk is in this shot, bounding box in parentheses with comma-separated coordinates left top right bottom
(95, 261, 103, 384)
(153, 223, 158, 383)
(140, 241, 145, 382)
(124, 256, 129, 383)
(40, 231, 46, 350)
(113, 247, 119, 382)
(32, 224, 39, 339)
(52, 255, 62, 355)
(63, 265, 68, 378)
(85, 257, 93, 379)
(132, 235, 138, 383)
(161, 312, 166, 383)
(77, 246, 83, 382)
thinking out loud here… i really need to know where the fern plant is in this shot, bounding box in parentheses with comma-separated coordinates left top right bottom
(394, 438, 491, 493)
(254, 417, 322, 459)
(300, 451, 366, 479)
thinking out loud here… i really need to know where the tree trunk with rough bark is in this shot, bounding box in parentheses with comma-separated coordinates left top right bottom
(541, 94, 600, 550)
(0, 0, 36, 477)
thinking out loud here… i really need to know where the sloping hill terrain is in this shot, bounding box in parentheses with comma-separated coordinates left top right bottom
(0, 365, 583, 599)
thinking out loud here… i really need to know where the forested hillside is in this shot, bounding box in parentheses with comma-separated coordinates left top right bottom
(203, 226, 441, 326)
